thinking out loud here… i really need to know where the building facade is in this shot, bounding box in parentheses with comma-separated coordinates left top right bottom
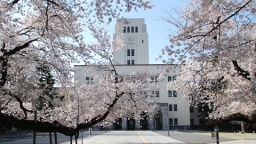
(74, 18, 194, 130)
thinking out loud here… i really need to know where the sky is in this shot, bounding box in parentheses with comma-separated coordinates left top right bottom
(104, 0, 188, 64)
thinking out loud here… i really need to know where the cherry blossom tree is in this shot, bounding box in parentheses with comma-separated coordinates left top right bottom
(162, 0, 256, 120)
(0, 0, 156, 137)
(73, 26, 157, 132)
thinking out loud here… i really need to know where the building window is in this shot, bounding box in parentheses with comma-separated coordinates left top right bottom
(150, 76, 159, 83)
(190, 119, 194, 125)
(190, 107, 194, 113)
(156, 91, 159, 97)
(131, 60, 135, 65)
(168, 76, 176, 82)
(174, 118, 178, 125)
(169, 118, 173, 126)
(131, 26, 134, 33)
(123, 27, 126, 33)
(127, 60, 130, 65)
(127, 49, 130, 56)
(127, 26, 130, 33)
(131, 49, 134, 56)
(168, 91, 172, 97)
(168, 76, 172, 82)
(150, 77, 154, 83)
(173, 91, 177, 97)
(168, 91, 177, 97)
(174, 104, 177, 111)
(135, 26, 138, 33)
(85, 76, 94, 84)
(169, 104, 172, 111)
(142, 40, 144, 43)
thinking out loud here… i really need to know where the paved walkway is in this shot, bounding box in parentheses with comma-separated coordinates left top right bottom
(62, 131, 183, 144)
(156, 130, 256, 144)
(1, 130, 255, 144)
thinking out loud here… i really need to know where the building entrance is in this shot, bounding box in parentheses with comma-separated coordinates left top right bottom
(140, 118, 148, 130)
(154, 112, 162, 130)
(113, 118, 122, 130)
(127, 118, 135, 130)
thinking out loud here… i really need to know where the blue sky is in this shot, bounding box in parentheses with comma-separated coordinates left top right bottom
(106, 0, 188, 64)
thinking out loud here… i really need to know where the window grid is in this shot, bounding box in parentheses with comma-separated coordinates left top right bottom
(174, 104, 177, 111)
(174, 118, 178, 125)
(127, 27, 130, 33)
(135, 26, 138, 33)
(131, 60, 135, 65)
(131, 49, 134, 56)
(168, 75, 177, 82)
(168, 91, 177, 97)
(131, 27, 134, 33)
(173, 91, 177, 97)
(169, 104, 172, 111)
(127, 49, 130, 56)
(156, 91, 159, 97)
(127, 60, 130, 65)
(168, 91, 172, 97)
(168, 76, 172, 82)
(169, 118, 173, 126)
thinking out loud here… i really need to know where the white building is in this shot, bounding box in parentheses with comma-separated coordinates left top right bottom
(74, 18, 194, 130)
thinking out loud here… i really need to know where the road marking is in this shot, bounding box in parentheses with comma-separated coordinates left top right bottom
(136, 131, 148, 144)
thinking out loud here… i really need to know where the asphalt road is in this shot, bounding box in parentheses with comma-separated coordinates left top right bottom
(0, 131, 182, 144)
(1, 130, 255, 144)
(156, 131, 233, 144)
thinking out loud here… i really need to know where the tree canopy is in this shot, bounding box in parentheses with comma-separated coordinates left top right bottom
(0, 0, 156, 136)
(163, 0, 256, 119)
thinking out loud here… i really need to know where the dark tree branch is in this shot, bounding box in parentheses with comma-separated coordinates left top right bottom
(8, 0, 19, 6)
(2, 90, 33, 117)
(42, 2, 50, 36)
(0, 98, 12, 111)
(232, 60, 251, 81)
(0, 113, 75, 136)
(176, 0, 253, 63)
(0, 56, 8, 87)
(190, 0, 252, 39)
(6, 39, 38, 56)
(45, 0, 59, 7)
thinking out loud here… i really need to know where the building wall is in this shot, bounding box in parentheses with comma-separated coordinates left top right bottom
(74, 64, 190, 130)
(113, 18, 149, 64)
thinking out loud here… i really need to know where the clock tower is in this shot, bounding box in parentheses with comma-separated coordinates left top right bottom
(113, 18, 149, 64)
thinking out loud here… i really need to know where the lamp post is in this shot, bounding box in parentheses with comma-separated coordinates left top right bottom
(214, 126, 219, 144)
(241, 122, 245, 134)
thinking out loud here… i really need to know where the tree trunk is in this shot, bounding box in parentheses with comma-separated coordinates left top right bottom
(49, 131, 52, 144)
(75, 133, 78, 144)
(70, 136, 72, 144)
(33, 111, 37, 144)
(54, 131, 57, 144)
